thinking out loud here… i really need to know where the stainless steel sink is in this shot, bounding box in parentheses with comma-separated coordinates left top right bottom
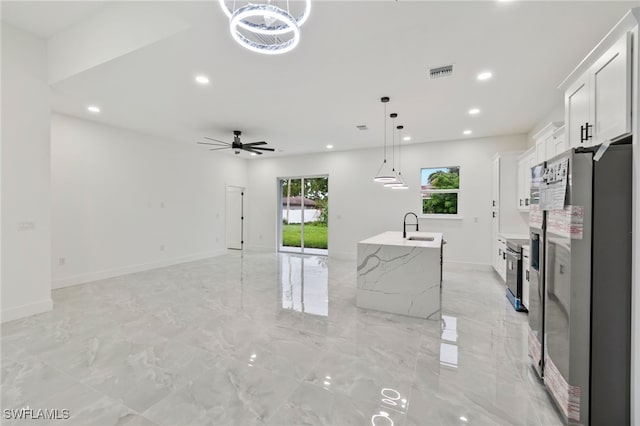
(407, 236, 434, 241)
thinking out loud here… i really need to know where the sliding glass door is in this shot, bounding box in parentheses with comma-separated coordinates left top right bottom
(279, 176, 328, 255)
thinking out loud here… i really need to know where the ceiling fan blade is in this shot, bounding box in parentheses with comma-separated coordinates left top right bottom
(204, 137, 230, 144)
(209, 147, 230, 151)
(245, 148, 264, 155)
(198, 141, 230, 146)
(251, 146, 275, 152)
(243, 141, 267, 146)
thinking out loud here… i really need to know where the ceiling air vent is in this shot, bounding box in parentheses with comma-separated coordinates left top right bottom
(356, 125, 368, 131)
(429, 64, 454, 79)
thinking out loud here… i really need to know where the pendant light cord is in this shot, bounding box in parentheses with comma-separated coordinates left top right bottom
(398, 127, 402, 174)
(383, 101, 388, 162)
(391, 114, 396, 172)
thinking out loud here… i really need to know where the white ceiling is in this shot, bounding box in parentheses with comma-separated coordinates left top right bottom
(2, 1, 638, 157)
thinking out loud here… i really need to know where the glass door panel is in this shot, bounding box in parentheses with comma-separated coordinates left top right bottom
(303, 177, 328, 255)
(279, 176, 328, 255)
(281, 178, 303, 253)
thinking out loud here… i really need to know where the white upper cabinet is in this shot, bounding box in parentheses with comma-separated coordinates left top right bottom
(562, 31, 633, 148)
(590, 32, 633, 145)
(517, 147, 536, 212)
(566, 75, 590, 149)
(532, 122, 563, 164)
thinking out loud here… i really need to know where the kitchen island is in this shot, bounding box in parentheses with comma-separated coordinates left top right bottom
(356, 231, 443, 319)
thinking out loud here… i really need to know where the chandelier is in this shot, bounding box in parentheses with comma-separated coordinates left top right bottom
(219, 0, 311, 55)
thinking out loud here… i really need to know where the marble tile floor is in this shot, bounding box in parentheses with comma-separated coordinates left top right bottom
(1, 251, 563, 426)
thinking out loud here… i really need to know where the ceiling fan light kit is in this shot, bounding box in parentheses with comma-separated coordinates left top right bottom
(219, 0, 311, 55)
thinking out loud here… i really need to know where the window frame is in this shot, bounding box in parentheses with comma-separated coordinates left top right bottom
(420, 166, 463, 219)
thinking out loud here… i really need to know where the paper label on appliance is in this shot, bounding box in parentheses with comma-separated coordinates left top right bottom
(547, 206, 584, 239)
(540, 158, 569, 211)
(569, 385, 582, 421)
(544, 355, 572, 420)
(568, 206, 584, 239)
(529, 204, 543, 228)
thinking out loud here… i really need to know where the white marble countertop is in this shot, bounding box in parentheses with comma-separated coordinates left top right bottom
(358, 231, 443, 249)
(498, 232, 529, 240)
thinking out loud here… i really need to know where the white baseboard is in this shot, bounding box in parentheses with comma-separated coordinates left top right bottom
(443, 261, 492, 272)
(244, 245, 275, 252)
(52, 250, 228, 289)
(329, 251, 357, 261)
(1, 298, 53, 323)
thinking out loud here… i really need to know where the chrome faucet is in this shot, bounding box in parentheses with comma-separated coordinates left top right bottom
(403, 212, 419, 238)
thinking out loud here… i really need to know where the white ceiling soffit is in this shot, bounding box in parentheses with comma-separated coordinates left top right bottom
(0, 1, 108, 39)
(47, 2, 191, 84)
(4, 1, 639, 157)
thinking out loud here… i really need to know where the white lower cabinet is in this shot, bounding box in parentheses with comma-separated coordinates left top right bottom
(522, 246, 530, 310)
(495, 237, 507, 282)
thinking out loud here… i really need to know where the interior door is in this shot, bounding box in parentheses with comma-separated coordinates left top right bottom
(226, 186, 244, 250)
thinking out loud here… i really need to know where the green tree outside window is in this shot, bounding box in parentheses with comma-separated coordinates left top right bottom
(421, 167, 460, 215)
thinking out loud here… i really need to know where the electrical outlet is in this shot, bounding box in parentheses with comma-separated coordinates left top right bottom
(59, 257, 66, 266)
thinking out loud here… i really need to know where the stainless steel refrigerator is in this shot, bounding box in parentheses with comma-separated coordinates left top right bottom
(541, 144, 632, 425)
(527, 163, 546, 380)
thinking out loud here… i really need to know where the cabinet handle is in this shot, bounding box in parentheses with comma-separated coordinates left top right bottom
(525, 198, 530, 206)
(499, 249, 502, 256)
(503, 252, 506, 260)
(492, 200, 496, 207)
(580, 125, 585, 143)
(526, 270, 529, 281)
(585, 122, 593, 140)
(492, 212, 496, 218)
(519, 199, 523, 206)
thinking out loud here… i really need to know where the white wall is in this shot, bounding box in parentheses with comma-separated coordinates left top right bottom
(50, 114, 247, 288)
(1, 24, 52, 322)
(246, 134, 528, 263)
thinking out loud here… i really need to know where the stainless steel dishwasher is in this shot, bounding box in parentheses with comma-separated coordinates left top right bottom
(505, 239, 528, 312)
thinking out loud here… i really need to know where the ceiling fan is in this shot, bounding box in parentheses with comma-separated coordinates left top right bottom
(197, 130, 275, 155)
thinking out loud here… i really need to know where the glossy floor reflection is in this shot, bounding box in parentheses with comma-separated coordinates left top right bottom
(1, 251, 562, 425)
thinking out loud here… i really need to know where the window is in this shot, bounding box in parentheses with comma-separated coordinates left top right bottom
(421, 166, 460, 216)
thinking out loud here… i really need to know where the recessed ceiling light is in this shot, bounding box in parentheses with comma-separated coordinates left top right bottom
(460, 416, 468, 422)
(250, 152, 257, 156)
(195, 75, 210, 85)
(87, 105, 100, 113)
(477, 71, 493, 81)
(326, 144, 334, 149)
(469, 108, 480, 115)
(463, 130, 472, 135)
(403, 136, 411, 141)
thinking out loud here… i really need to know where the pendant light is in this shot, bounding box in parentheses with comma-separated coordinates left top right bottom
(392, 125, 409, 190)
(373, 97, 396, 182)
(384, 113, 403, 187)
